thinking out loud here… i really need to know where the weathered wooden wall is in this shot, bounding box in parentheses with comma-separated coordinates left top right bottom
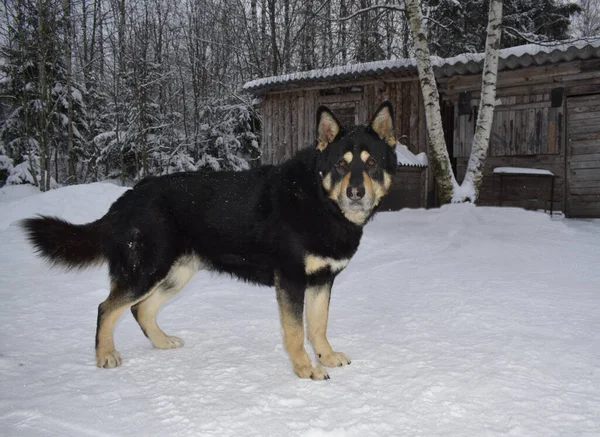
(440, 58, 600, 215)
(379, 167, 427, 211)
(260, 78, 427, 165)
(452, 93, 564, 158)
(566, 93, 600, 217)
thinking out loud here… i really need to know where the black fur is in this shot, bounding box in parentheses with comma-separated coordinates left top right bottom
(20, 216, 104, 269)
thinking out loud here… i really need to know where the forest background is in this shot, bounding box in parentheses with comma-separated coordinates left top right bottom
(0, 0, 598, 190)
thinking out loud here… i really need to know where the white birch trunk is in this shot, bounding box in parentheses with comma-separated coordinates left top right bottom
(404, 0, 458, 203)
(456, 0, 503, 203)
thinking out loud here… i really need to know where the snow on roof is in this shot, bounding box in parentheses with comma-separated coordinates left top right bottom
(243, 39, 600, 93)
(396, 142, 428, 167)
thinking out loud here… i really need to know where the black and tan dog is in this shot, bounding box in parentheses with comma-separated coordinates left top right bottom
(21, 102, 398, 380)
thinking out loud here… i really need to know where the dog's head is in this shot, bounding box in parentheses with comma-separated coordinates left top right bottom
(316, 102, 398, 225)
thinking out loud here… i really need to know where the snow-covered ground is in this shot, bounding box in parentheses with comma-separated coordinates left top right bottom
(1, 183, 599, 437)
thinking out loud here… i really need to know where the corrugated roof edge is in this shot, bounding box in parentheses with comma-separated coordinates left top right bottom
(243, 39, 600, 93)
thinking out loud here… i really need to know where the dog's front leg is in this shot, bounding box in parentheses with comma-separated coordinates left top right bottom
(275, 273, 329, 380)
(305, 279, 352, 368)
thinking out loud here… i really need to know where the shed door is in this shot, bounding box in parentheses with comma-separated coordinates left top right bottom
(566, 94, 600, 217)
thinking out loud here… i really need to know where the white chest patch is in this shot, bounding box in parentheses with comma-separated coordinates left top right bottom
(304, 254, 351, 275)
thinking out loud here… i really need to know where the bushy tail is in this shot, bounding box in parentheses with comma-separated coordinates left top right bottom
(20, 216, 105, 269)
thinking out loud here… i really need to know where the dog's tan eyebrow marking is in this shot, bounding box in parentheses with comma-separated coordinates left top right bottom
(360, 151, 371, 163)
(343, 152, 353, 164)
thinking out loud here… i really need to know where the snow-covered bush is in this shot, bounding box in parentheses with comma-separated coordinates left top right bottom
(0, 142, 14, 185)
(196, 103, 260, 172)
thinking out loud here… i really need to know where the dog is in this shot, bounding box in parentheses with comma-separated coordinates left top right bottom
(21, 102, 398, 380)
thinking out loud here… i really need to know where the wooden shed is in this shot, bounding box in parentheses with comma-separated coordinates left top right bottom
(244, 40, 600, 217)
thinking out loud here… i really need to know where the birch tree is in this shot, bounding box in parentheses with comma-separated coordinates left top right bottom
(404, 0, 457, 203)
(405, 0, 503, 203)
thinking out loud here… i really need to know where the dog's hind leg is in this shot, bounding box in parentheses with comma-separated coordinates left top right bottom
(275, 273, 329, 380)
(306, 281, 351, 368)
(96, 285, 147, 368)
(130, 256, 198, 349)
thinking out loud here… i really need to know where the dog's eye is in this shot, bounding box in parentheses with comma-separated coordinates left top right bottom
(367, 158, 377, 167)
(338, 160, 347, 168)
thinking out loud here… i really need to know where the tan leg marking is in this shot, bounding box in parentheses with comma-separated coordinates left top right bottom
(96, 292, 144, 368)
(275, 277, 329, 380)
(306, 285, 351, 368)
(132, 289, 184, 349)
(131, 256, 199, 349)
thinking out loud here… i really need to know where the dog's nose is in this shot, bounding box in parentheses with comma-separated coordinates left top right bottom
(346, 186, 365, 200)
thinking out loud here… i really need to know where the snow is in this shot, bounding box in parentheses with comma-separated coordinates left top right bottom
(1, 183, 600, 437)
(0, 184, 40, 204)
(493, 167, 554, 176)
(395, 143, 428, 167)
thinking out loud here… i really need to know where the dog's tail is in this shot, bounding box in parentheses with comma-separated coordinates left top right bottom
(20, 216, 106, 269)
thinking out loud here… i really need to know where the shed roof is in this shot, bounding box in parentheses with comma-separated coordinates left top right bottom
(243, 39, 600, 94)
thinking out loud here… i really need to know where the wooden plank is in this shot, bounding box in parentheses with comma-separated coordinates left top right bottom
(569, 160, 600, 170)
(271, 94, 279, 162)
(535, 108, 547, 155)
(570, 118, 600, 130)
(569, 131, 600, 141)
(570, 186, 600, 194)
(517, 108, 527, 155)
(262, 97, 271, 164)
(278, 94, 286, 163)
(319, 93, 363, 104)
(570, 168, 600, 180)
(290, 94, 297, 155)
(495, 101, 552, 111)
(558, 107, 565, 155)
(285, 95, 291, 159)
(268, 96, 275, 164)
(306, 91, 314, 148)
(297, 94, 305, 149)
(526, 108, 536, 154)
(547, 107, 557, 154)
(567, 94, 600, 107)
(570, 179, 600, 188)
(569, 111, 600, 121)
(401, 81, 411, 144)
(453, 106, 460, 158)
(571, 142, 600, 155)
(569, 104, 600, 114)
(569, 194, 600, 202)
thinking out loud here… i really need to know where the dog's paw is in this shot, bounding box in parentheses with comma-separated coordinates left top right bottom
(153, 335, 185, 349)
(96, 350, 122, 368)
(318, 351, 351, 368)
(294, 364, 330, 380)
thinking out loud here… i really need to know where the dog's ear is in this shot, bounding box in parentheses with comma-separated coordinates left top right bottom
(316, 106, 341, 151)
(370, 101, 396, 147)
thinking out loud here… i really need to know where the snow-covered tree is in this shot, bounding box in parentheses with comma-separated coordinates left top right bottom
(571, 0, 600, 38)
(0, 0, 88, 189)
(424, 0, 581, 58)
(196, 103, 260, 172)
